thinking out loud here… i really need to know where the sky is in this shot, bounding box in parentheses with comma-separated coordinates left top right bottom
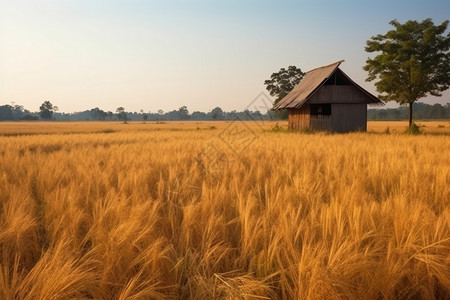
(1, 0, 449, 114)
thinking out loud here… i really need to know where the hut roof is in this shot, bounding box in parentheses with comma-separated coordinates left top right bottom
(273, 60, 383, 109)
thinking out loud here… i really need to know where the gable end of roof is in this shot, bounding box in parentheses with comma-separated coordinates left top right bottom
(273, 60, 383, 109)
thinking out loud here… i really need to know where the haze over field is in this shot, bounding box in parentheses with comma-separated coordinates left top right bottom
(1, 0, 450, 113)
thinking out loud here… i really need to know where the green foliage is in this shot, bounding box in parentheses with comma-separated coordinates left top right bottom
(405, 123, 421, 135)
(267, 122, 289, 133)
(210, 107, 224, 120)
(0, 104, 28, 120)
(39, 101, 54, 120)
(21, 114, 39, 121)
(91, 107, 107, 121)
(116, 107, 128, 121)
(0, 105, 15, 120)
(178, 106, 189, 120)
(368, 102, 450, 120)
(274, 109, 289, 120)
(1, 103, 285, 121)
(364, 18, 450, 125)
(264, 66, 305, 106)
(270, 122, 283, 132)
(117, 112, 128, 121)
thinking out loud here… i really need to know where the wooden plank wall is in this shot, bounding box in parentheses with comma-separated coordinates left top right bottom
(288, 104, 310, 130)
(308, 86, 371, 104)
(331, 103, 367, 132)
(310, 115, 332, 131)
(288, 103, 368, 132)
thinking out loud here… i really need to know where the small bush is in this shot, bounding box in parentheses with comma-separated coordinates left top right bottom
(405, 123, 421, 135)
(269, 122, 288, 133)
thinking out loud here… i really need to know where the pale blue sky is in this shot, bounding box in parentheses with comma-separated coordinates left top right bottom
(1, 0, 449, 113)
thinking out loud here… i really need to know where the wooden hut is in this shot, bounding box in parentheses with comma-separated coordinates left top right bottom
(273, 60, 383, 132)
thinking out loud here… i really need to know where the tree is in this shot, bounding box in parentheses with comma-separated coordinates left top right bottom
(91, 107, 107, 120)
(157, 109, 164, 120)
(0, 105, 14, 120)
(21, 114, 39, 121)
(39, 101, 54, 120)
(0, 104, 27, 120)
(178, 106, 189, 120)
(264, 66, 305, 106)
(99, 110, 107, 121)
(364, 18, 450, 127)
(116, 107, 127, 121)
(12, 105, 26, 120)
(191, 111, 207, 120)
(210, 107, 224, 120)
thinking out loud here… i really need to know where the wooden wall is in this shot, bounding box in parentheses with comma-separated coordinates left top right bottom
(331, 103, 367, 132)
(288, 104, 310, 130)
(308, 85, 371, 104)
(288, 103, 368, 133)
(310, 115, 331, 131)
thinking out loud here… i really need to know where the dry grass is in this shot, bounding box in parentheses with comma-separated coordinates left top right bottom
(0, 121, 449, 299)
(367, 120, 450, 134)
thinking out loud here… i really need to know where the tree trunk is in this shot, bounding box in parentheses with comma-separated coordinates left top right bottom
(409, 102, 413, 127)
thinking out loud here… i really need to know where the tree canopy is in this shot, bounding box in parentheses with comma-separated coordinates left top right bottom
(116, 107, 128, 121)
(39, 101, 54, 120)
(178, 106, 189, 120)
(364, 18, 450, 126)
(210, 107, 224, 120)
(264, 66, 305, 106)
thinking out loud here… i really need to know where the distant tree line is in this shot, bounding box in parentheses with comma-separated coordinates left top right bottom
(368, 102, 450, 120)
(1, 101, 449, 122)
(0, 102, 275, 122)
(0, 104, 36, 121)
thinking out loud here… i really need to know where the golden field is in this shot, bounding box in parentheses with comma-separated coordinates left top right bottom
(0, 120, 449, 299)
